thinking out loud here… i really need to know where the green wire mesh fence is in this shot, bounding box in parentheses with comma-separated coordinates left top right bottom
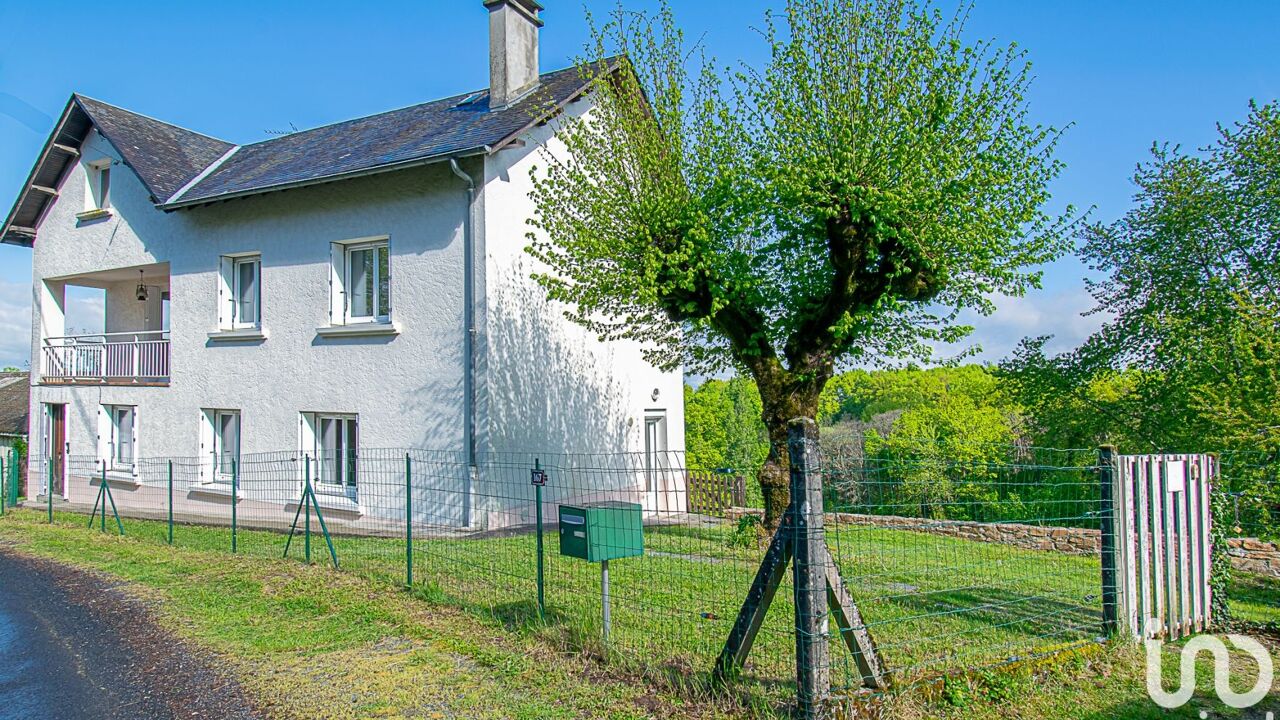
(1214, 451, 1279, 627)
(13, 439, 1124, 711)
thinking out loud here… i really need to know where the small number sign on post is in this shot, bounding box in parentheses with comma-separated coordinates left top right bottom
(531, 468, 547, 486)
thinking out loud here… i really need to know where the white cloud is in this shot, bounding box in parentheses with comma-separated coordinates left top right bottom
(936, 285, 1109, 364)
(0, 281, 105, 370)
(0, 280, 33, 370)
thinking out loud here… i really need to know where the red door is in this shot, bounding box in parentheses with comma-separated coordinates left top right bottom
(46, 404, 66, 497)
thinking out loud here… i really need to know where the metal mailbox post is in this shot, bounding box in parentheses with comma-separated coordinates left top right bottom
(558, 501, 644, 641)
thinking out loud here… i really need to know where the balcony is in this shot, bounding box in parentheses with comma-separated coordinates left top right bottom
(41, 331, 170, 385)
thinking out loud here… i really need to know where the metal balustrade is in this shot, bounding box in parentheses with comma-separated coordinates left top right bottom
(41, 331, 170, 384)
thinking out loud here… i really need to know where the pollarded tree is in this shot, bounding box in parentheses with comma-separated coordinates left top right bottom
(527, 0, 1074, 528)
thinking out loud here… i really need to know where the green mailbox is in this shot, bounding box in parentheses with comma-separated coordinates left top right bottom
(558, 501, 644, 562)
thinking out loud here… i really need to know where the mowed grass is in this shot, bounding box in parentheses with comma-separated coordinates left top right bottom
(0, 508, 1274, 719)
(1232, 571, 1280, 626)
(6, 506, 1104, 704)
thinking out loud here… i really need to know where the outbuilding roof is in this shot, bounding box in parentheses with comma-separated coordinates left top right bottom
(2, 60, 608, 246)
(0, 372, 29, 437)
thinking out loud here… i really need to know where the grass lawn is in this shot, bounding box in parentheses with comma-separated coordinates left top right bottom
(0, 508, 1273, 718)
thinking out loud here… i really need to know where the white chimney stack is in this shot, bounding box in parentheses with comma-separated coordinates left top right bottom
(485, 0, 543, 109)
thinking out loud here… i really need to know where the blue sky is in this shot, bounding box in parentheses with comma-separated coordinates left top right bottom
(1, 1, 1277, 370)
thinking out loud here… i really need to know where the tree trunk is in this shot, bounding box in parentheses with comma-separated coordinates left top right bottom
(754, 371, 824, 530)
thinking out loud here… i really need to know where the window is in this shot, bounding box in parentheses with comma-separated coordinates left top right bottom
(85, 160, 111, 212)
(218, 254, 262, 329)
(210, 410, 240, 481)
(105, 405, 136, 471)
(331, 239, 391, 324)
(302, 413, 358, 495)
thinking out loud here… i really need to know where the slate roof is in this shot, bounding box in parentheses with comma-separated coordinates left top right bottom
(76, 96, 236, 202)
(0, 372, 29, 437)
(2, 60, 608, 246)
(169, 63, 599, 207)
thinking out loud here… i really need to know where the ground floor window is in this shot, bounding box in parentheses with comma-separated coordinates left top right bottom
(301, 413, 357, 496)
(103, 405, 136, 472)
(202, 409, 240, 482)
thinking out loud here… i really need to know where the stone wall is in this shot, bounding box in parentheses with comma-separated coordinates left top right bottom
(728, 509, 1280, 578)
(1227, 538, 1280, 578)
(726, 507, 1102, 555)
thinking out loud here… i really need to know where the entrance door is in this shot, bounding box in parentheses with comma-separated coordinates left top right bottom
(44, 404, 66, 497)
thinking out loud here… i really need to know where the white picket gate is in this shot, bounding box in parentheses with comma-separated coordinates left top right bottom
(1112, 453, 1215, 640)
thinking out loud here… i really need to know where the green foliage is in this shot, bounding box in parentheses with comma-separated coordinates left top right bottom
(727, 514, 764, 549)
(863, 391, 1017, 518)
(819, 365, 1012, 424)
(684, 378, 769, 475)
(526, 0, 1073, 522)
(528, 0, 1072, 373)
(1005, 101, 1280, 459)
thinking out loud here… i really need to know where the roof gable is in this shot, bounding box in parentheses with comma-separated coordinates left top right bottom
(0, 96, 234, 246)
(76, 96, 235, 202)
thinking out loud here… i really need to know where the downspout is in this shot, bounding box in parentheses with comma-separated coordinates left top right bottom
(449, 157, 477, 528)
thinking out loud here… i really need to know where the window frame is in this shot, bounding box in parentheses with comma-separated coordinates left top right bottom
(331, 237, 391, 325)
(211, 410, 241, 483)
(105, 404, 136, 472)
(231, 256, 261, 328)
(303, 412, 359, 498)
(84, 159, 112, 212)
(218, 253, 263, 331)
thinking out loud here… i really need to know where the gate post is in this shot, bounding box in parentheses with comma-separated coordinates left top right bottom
(789, 418, 829, 718)
(1098, 445, 1127, 636)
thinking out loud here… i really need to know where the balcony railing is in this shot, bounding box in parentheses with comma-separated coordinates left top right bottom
(42, 331, 170, 384)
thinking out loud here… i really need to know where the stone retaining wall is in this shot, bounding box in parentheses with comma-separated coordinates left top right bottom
(726, 507, 1102, 555)
(1227, 538, 1280, 578)
(727, 507, 1280, 577)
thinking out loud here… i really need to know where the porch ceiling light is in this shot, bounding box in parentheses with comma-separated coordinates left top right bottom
(136, 269, 148, 302)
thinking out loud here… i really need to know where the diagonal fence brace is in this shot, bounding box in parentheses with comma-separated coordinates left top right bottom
(714, 420, 887, 697)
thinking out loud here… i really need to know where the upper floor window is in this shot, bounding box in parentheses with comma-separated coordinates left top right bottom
(218, 254, 261, 329)
(84, 159, 111, 213)
(330, 238, 391, 325)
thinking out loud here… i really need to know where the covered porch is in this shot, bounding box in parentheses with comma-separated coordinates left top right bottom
(39, 262, 170, 385)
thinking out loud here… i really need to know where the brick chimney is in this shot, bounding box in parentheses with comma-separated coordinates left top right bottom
(484, 0, 543, 109)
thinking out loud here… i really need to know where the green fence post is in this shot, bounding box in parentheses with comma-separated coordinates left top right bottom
(47, 459, 53, 523)
(104, 471, 124, 536)
(305, 457, 312, 565)
(231, 459, 239, 554)
(9, 448, 18, 506)
(405, 453, 413, 588)
(1, 455, 6, 516)
(100, 463, 107, 532)
(167, 460, 174, 545)
(535, 458, 545, 622)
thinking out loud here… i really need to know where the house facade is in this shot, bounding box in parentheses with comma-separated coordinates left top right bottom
(1, 0, 684, 530)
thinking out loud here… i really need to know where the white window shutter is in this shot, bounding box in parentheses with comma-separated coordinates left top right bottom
(96, 406, 109, 469)
(218, 257, 233, 329)
(298, 413, 316, 486)
(329, 245, 344, 326)
(130, 407, 139, 476)
(198, 410, 211, 484)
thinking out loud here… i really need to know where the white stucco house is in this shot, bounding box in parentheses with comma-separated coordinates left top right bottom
(1, 0, 685, 530)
